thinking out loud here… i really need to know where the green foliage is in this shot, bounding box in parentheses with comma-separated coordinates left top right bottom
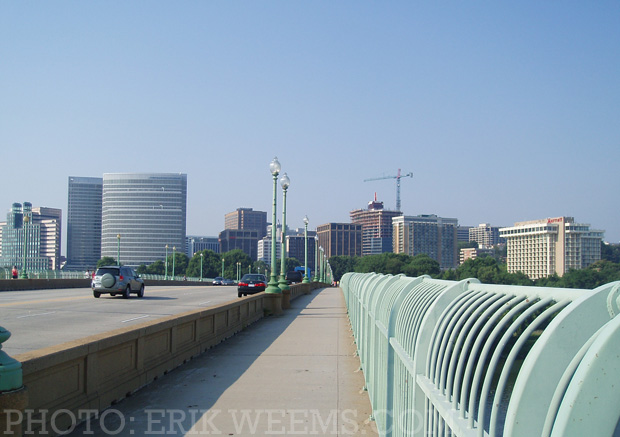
(458, 241, 478, 250)
(330, 256, 359, 281)
(186, 250, 223, 278)
(222, 249, 253, 279)
(97, 257, 118, 268)
(602, 242, 620, 263)
(403, 254, 441, 277)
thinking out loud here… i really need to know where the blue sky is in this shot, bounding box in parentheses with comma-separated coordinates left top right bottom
(2, 1, 619, 252)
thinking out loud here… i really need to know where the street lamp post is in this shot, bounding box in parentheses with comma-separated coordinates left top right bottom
(165, 245, 169, 280)
(319, 247, 325, 283)
(117, 234, 121, 267)
(221, 258, 225, 278)
(236, 262, 240, 282)
(323, 254, 327, 283)
(200, 253, 204, 282)
(172, 246, 176, 280)
(266, 157, 281, 294)
(278, 173, 290, 292)
(313, 236, 319, 282)
(20, 216, 29, 279)
(303, 215, 310, 283)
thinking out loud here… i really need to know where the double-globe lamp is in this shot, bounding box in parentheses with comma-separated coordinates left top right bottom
(278, 172, 291, 292)
(266, 157, 282, 294)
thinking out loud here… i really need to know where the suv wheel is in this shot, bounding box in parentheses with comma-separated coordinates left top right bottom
(123, 286, 131, 299)
(93, 291, 101, 298)
(137, 284, 144, 298)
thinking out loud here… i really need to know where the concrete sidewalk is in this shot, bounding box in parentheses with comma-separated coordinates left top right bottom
(68, 287, 378, 436)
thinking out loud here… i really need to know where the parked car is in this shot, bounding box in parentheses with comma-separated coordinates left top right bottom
(212, 277, 224, 285)
(285, 270, 303, 284)
(91, 265, 144, 298)
(237, 274, 267, 297)
(222, 278, 235, 286)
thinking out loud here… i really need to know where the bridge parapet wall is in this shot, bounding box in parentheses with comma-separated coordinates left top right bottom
(341, 272, 620, 437)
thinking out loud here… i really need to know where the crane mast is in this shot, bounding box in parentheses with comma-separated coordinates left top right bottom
(363, 169, 413, 212)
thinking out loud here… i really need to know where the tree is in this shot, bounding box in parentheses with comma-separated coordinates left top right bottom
(601, 242, 620, 264)
(166, 252, 189, 278)
(403, 254, 440, 277)
(186, 250, 221, 278)
(97, 257, 117, 268)
(329, 256, 359, 281)
(222, 250, 253, 279)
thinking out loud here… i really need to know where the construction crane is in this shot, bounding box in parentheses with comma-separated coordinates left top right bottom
(364, 168, 413, 212)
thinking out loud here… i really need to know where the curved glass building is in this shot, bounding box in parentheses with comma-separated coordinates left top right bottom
(101, 173, 187, 267)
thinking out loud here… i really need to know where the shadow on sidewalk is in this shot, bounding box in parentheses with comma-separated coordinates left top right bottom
(68, 289, 330, 436)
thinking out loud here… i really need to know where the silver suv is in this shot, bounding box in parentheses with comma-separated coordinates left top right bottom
(92, 265, 145, 298)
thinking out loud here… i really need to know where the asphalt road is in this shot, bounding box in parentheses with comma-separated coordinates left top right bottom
(0, 285, 243, 356)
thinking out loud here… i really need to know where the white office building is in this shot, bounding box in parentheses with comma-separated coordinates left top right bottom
(499, 217, 603, 280)
(101, 173, 187, 267)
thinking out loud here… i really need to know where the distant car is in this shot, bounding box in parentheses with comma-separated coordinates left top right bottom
(212, 277, 224, 285)
(222, 278, 235, 286)
(285, 270, 303, 284)
(237, 274, 267, 297)
(91, 265, 144, 299)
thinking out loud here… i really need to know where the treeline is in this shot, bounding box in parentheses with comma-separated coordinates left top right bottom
(329, 250, 620, 290)
(98, 249, 302, 280)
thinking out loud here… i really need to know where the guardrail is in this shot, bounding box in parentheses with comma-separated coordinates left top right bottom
(341, 272, 620, 437)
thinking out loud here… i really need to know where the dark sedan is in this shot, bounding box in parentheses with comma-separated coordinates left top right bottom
(237, 274, 267, 297)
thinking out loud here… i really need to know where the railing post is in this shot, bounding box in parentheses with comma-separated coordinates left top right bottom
(0, 326, 28, 436)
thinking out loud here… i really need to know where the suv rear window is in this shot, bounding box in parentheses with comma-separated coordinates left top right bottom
(96, 267, 119, 275)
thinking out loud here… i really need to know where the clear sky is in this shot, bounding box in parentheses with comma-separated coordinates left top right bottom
(2, 1, 619, 254)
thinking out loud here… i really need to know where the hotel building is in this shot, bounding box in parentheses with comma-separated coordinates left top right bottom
(499, 217, 603, 279)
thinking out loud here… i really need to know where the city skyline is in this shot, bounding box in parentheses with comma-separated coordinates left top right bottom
(2, 2, 618, 245)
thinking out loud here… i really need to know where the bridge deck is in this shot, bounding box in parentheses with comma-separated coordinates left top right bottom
(67, 287, 378, 436)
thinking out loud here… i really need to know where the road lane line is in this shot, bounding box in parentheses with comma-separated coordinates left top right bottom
(199, 301, 211, 305)
(121, 315, 150, 323)
(16, 311, 57, 319)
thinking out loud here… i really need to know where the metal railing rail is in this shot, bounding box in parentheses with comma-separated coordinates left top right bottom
(341, 272, 620, 437)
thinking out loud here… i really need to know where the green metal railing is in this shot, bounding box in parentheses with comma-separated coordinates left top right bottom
(341, 272, 620, 437)
(0, 269, 210, 282)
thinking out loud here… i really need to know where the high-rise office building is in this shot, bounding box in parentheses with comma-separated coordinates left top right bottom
(316, 223, 362, 259)
(286, 232, 317, 272)
(457, 226, 472, 243)
(101, 173, 187, 267)
(225, 208, 268, 239)
(186, 236, 219, 257)
(0, 202, 62, 271)
(257, 223, 282, 265)
(392, 214, 459, 269)
(66, 176, 103, 270)
(350, 197, 401, 256)
(499, 217, 603, 279)
(219, 229, 259, 261)
(469, 223, 505, 249)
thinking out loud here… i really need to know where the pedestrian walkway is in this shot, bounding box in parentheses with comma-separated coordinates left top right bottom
(68, 287, 378, 436)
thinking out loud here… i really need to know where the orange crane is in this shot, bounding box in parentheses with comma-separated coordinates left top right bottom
(363, 168, 413, 212)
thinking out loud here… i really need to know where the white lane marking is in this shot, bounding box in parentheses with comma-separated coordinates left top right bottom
(16, 311, 57, 319)
(199, 301, 211, 305)
(121, 315, 150, 323)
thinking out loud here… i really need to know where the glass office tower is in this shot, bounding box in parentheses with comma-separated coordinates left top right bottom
(66, 176, 103, 270)
(101, 173, 187, 267)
